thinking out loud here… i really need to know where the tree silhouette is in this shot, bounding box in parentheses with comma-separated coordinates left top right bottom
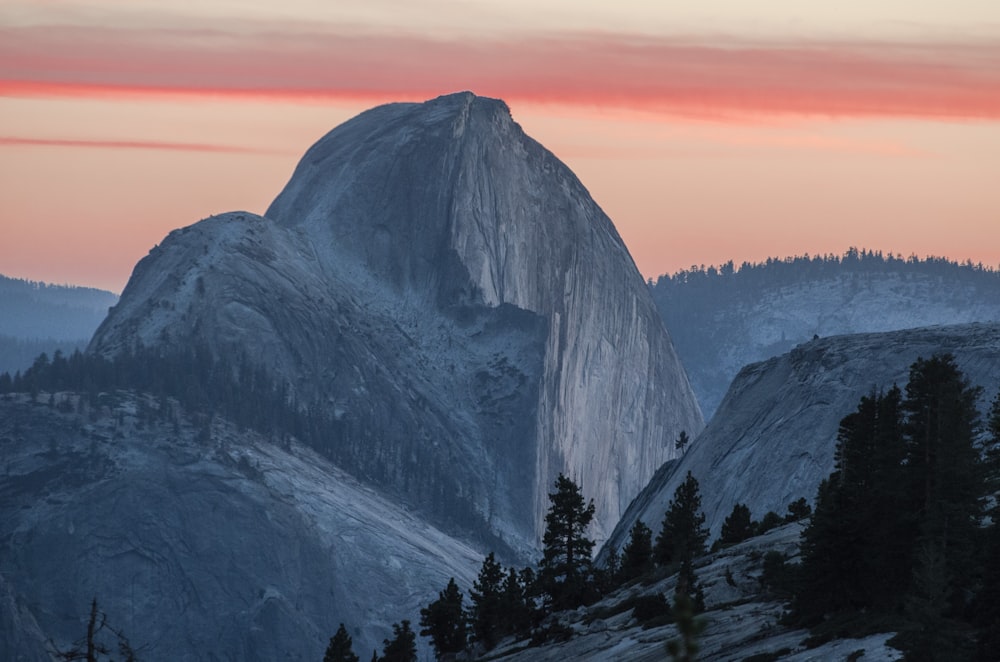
(419, 578, 466, 658)
(324, 623, 359, 662)
(674, 430, 690, 453)
(379, 621, 416, 662)
(718, 503, 756, 546)
(537, 474, 597, 612)
(620, 520, 654, 581)
(654, 472, 708, 567)
(467, 553, 504, 649)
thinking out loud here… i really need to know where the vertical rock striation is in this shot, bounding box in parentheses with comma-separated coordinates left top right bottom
(92, 92, 703, 547)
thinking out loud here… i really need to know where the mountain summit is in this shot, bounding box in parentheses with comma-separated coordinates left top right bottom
(91, 92, 704, 547)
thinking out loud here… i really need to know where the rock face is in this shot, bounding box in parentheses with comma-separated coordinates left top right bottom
(0, 393, 481, 660)
(651, 261, 1000, 419)
(603, 322, 1000, 555)
(90, 92, 703, 547)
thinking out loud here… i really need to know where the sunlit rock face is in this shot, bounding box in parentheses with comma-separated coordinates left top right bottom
(91, 92, 703, 548)
(603, 322, 1000, 557)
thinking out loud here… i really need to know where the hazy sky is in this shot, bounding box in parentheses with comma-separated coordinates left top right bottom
(2, 0, 999, 291)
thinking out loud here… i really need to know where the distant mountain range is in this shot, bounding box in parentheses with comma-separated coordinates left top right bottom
(0, 275, 118, 375)
(650, 250, 1000, 418)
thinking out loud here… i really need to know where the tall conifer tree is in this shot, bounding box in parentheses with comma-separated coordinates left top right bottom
(903, 354, 984, 614)
(467, 553, 505, 649)
(620, 520, 654, 581)
(419, 578, 466, 659)
(324, 623, 360, 662)
(537, 474, 597, 612)
(654, 471, 708, 567)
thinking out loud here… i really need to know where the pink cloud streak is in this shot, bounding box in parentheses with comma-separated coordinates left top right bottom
(2, 24, 1000, 120)
(0, 135, 284, 153)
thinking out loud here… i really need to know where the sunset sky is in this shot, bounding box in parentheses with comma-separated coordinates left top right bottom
(2, 0, 999, 292)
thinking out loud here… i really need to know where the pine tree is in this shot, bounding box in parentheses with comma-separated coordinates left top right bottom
(498, 567, 532, 635)
(595, 547, 620, 594)
(537, 474, 597, 612)
(903, 354, 985, 614)
(324, 623, 359, 662)
(796, 387, 911, 619)
(675, 430, 690, 453)
(654, 472, 708, 567)
(674, 558, 705, 613)
(380, 621, 416, 662)
(974, 509, 1000, 660)
(467, 553, 505, 649)
(784, 497, 812, 522)
(419, 578, 466, 659)
(718, 503, 756, 546)
(983, 393, 1000, 494)
(620, 519, 654, 581)
(666, 580, 705, 662)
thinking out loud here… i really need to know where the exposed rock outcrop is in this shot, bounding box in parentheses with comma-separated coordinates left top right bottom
(90, 92, 703, 546)
(604, 322, 1000, 555)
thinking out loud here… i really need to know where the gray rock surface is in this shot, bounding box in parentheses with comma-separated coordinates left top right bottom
(0, 392, 481, 661)
(604, 322, 1000, 555)
(90, 92, 703, 547)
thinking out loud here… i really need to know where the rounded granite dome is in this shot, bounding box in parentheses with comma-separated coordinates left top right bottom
(92, 92, 704, 547)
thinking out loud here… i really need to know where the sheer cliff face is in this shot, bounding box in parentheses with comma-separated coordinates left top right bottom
(604, 323, 1000, 556)
(91, 92, 703, 546)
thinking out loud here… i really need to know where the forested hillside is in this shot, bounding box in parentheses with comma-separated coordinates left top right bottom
(0, 274, 118, 375)
(650, 250, 1000, 418)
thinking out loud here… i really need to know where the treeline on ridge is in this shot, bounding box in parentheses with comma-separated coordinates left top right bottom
(651, 247, 1000, 296)
(0, 346, 492, 549)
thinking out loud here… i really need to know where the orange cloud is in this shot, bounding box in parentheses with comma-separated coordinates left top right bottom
(2, 24, 1000, 120)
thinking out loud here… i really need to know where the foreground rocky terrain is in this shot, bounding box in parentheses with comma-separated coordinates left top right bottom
(486, 524, 902, 661)
(0, 392, 480, 660)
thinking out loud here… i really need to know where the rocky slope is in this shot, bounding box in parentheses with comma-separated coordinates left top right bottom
(486, 523, 902, 661)
(0, 392, 481, 661)
(90, 92, 703, 547)
(651, 258, 1000, 418)
(604, 322, 1000, 555)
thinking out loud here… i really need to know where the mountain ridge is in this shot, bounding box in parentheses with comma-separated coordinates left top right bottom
(651, 251, 1000, 418)
(90, 92, 704, 548)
